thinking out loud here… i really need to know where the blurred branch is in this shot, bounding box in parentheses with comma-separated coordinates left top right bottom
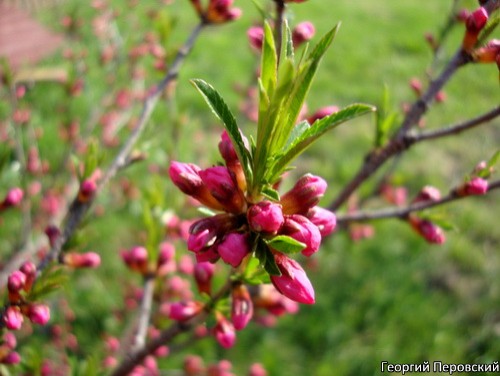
(329, 1, 500, 211)
(130, 275, 156, 354)
(111, 279, 232, 376)
(405, 106, 500, 143)
(37, 22, 205, 271)
(337, 179, 500, 224)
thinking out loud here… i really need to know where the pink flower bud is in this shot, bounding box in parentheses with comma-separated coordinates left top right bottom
(63, 252, 101, 268)
(292, 21, 315, 47)
(157, 242, 176, 275)
(1, 188, 23, 209)
(247, 201, 284, 234)
(217, 233, 251, 268)
(27, 304, 50, 325)
(169, 301, 203, 321)
(270, 253, 315, 304)
(121, 246, 149, 273)
(463, 7, 489, 51)
(463, 177, 488, 195)
(410, 217, 446, 244)
(307, 105, 339, 123)
(247, 26, 264, 51)
(466, 7, 489, 33)
(188, 229, 216, 253)
(7, 271, 26, 293)
(279, 215, 321, 257)
(412, 185, 441, 203)
(473, 39, 500, 63)
(3, 332, 17, 349)
(281, 174, 327, 215)
(409, 78, 423, 96)
(4, 307, 24, 330)
(78, 179, 97, 203)
(249, 363, 267, 376)
(306, 206, 337, 237)
(231, 284, 253, 330)
(199, 166, 245, 213)
(45, 225, 61, 248)
(195, 246, 220, 264)
(189, 215, 240, 253)
(214, 313, 236, 349)
(194, 262, 215, 295)
(218, 129, 248, 166)
(184, 355, 205, 375)
(169, 161, 225, 211)
(2, 351, 21, 365)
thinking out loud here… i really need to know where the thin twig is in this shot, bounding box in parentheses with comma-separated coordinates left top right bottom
(329, 0, 500, 212)
(111, 280, 232, 376)
(129, 275, 156, 354)
(405, 106, 500, 143)
(37, 22, 205, 272)
(336, 179, 500, 224)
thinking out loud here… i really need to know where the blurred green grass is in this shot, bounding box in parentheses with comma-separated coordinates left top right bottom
(2, 0, 499, 375)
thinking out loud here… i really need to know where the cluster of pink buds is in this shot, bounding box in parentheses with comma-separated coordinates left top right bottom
(189, 0, 242, 24)
(0, 187, 23, 211)
(169, 130, 337, 306)
(462, 7, 489, 51)
(407, 186, 445, 244)
(2, 262, 51, 332)
(183, 355, 266, 376)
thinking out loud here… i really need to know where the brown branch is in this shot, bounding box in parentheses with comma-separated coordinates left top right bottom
(110, 280, 232, 376)
(37, 22, 204, 272)
(405, 106, 500, 143)
(336, 179, 500, 224)
(328, 0, 500, 212)
(129, 275, 156, 354)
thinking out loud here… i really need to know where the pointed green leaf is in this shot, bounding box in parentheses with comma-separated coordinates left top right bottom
(281, 19, 294, 60)
(261, 22, 277, 98)
(266, 235, 306, 255)
(261, 185, 280, 201)
(268, 104, 375, 182)
(255, 238, 281, 276)
(191, 79, 253, 185)
(272, 24, 340, 151)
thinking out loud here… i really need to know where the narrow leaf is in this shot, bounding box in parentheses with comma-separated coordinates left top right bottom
(268, 104, 375, 182)
(191, 79, 253, 185)
(272, 24, 340, 151)
(266, 235, 306, 254)
(261, 185, 280, 201)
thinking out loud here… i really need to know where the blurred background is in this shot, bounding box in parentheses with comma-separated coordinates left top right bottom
(0, 0, 499, 375)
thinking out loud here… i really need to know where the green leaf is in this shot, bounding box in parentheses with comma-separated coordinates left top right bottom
(375, 85, 399, 147)
(478, 150, 500, 178)
(268, 104, 375, 182)
(281, 19, 294, 60)
(261, 185, 280, 201)
(255, 239, 281, 276)
(260, 22, 277, 99)
(191, 79, 253, 185)
(478, 13, 500, 46)
(28, 267, 69, 301)
(266, 235, 306, 255)
(271, 24, 341, 150)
